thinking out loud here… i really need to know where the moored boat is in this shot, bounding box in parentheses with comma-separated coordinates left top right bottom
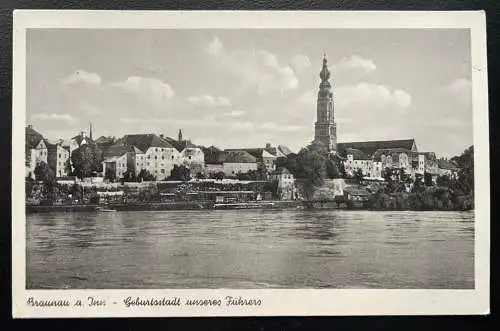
(96, 206, 117, 212)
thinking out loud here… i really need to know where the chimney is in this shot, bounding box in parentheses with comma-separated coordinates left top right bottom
(266, 143, 271, 149)
(81, 131, 86, 138)
(160, 134, 164, 139)
(27, 124, 33, 129)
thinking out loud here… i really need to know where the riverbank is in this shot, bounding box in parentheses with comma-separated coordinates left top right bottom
(25, 200, 303, 213)
(25, 199, 473, 213)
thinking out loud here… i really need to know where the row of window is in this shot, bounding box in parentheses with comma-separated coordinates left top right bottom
(136, 155, 195, 161)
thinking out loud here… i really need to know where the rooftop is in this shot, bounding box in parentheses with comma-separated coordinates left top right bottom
(224, 150, 257, 163)
(338, 139, 416, 156)
(117, 134, 174, 152)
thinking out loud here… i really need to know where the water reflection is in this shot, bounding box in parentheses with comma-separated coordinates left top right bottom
(26, 210, 474, 289)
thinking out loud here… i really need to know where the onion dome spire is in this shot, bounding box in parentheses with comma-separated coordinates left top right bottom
(319, 53, 331, 90)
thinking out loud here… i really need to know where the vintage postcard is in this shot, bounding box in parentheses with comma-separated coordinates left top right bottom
(12, 10, 489, 317)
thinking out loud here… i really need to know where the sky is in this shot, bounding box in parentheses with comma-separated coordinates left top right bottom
(26, 28, 472, 157)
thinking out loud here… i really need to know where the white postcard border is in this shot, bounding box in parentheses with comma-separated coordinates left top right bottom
(12, 10, 490, 318)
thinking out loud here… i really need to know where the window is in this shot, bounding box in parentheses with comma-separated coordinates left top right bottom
(162, 156, 164, 160)
(189, 156, 192, 160)
(155, 148, 158, 152)
(161, 169, 165, 174)
(171, 156, 174, 159)
(58, 153, 61, 158)
(155, 156, 158, 160)
(148, 156, 150, 159)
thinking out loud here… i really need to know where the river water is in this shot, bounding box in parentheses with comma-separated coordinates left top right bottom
(26, 210, 474, 289)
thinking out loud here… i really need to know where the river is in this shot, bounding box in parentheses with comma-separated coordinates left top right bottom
(26, 210, 474, 289)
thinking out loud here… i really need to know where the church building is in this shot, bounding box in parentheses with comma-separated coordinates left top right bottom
(314, 54, 337, 153)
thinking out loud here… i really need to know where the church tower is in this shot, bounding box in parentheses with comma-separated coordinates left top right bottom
(314, 54, 337, 152)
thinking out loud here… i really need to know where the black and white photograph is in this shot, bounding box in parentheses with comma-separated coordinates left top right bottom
(12, 10, 489, 317)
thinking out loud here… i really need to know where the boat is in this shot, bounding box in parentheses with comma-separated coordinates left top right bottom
(95, 206, 117, 212)
(213, 202, 275, 210)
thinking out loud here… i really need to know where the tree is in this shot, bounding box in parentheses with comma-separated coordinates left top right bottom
(25, 176, 35, 200)
(399, 168, 409, 183)
(382, 167, 394, 182)
(34, 161, 54, 184)
(411, 173, 425, 193)
(70, 183, 82, 201)
(263, 180, 279, 199)
(34, 161, 56, 199)
(275, 153, 300, 177)
(70, 144, 102, 179)
(137, 169, 155, 182)
(296, 141, 328, 203)
(256, 159, 268, 181)
(353, 168, 364, 184)
(325, 156, 340, 179)
(122, 169, 136, 182)
(169, 164, 191, 181)
(424, 171, 433, 186)
(452, 145, 474, 195)
(436, 174, 451, 187)
(64, 158, 72, 176)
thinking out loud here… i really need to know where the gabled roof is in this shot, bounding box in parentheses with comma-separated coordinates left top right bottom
(265, 146, 286, 157)
(103, 145, 138, 158)
(344, 148, 371, 160)
(438, 158, 459, 170)
(70, 134, 94, 146)
(118, 134, 174, 152)
(95, 136, 116, 145)
(277, 145, 293, 156)
(26, 126, 45, 149)
(338, 139, 416, 156)
(162, 136, 199, 152)
(225, 148, 276, 159)
(224, 150, 257, 163)
(202, 146, 225, 164)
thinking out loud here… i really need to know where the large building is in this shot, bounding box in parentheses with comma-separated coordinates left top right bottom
(25, 125, 48, 179)
(100, 130, 205, 181)
(25, 125, 70, 179)
(314, 54, 337, 152)
(337, 139, 435, 179)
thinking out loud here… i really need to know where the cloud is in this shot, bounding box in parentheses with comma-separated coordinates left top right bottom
(111, 76, 175, 106)
(61, 70, 102, 85)
(223, 110, 244, 117)
(259, 122, 303, 132)
(332, 55, 376, 74)
(206, 36, 299, 95)
(207, 36, 223, 56)
(443, 78, 472, 94)
(335, 83, 411, 110)
(290, 54, 311, 72)
(78, 100, 101, 115)
(297, 90, 316, 105)
(186, 94, 231, 107)
(32, 113, 79, 125)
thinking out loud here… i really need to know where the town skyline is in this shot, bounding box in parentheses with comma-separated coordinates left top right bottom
(27, 28, 472, 157)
